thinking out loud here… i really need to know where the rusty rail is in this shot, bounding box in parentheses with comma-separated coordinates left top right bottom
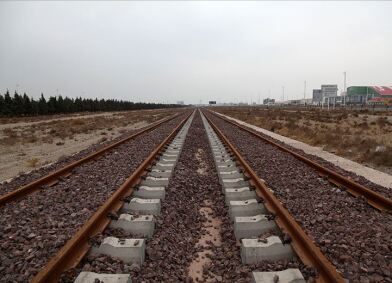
(207, 109, 392, 212)
(203, 111, 345, 283)
(0, 113, 181, 206)
(31, 110, 194, 283)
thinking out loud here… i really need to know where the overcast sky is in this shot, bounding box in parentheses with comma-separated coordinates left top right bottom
(0, 1, 391, 104)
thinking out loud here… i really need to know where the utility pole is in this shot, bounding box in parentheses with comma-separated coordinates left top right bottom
(343, 71, 347, 106)
(282, 86, 285, 102)
(303, 81, 306, 106)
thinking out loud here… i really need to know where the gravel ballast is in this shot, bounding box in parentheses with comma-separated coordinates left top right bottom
(205, 110, 392, 283)
(0, 113, 188, 283)
(62, 111, 308, 283)
(213, 111, 392, 199)
(0, 113, 183, 195)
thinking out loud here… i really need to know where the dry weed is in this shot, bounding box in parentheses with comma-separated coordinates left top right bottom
(26, 157, 40, 168)
(216, 106, 392, 170)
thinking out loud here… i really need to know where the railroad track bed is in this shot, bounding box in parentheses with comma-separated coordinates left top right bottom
(0, 113, 182, 196)
(201, 114, 312, 282)
(0, 113, 190, 282)
(61, 111, 318, 282)
(212, 111, 392, 200)
(58, 112, 195, 282)
(204, 110, 392, 282)
(1, 109, 391, 282)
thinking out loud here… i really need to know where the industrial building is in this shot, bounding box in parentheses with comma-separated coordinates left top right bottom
(346, 86, 392, 105)
(312, 89, 322, 103)
(321, 85, 338, 101)
(311, 85, 338, 105)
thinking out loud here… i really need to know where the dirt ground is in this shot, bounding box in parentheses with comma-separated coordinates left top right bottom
(0, 108, 180, 182)
(214, 106, 392, 175)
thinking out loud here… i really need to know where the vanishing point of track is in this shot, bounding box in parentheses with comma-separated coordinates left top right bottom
(1, 108, 391, 283)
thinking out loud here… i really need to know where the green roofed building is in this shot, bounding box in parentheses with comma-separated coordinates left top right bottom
(347, 86, 379, 96)
(346, 86, 392, 105)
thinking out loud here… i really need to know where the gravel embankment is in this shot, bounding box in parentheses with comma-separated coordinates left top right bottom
(206, 111, 392, 283)
(0, 113, 182, 195)
(214, 112, 392, 199)
(0, 113, 188, 283)
(61, 112, 308, 283)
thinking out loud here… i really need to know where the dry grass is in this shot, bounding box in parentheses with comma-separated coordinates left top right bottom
(215, 106, 392, 171)
(26, 157, 40, 168)
(0, 108, 179, 146)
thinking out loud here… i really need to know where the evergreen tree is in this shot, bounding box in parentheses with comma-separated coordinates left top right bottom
(38, 93, 48, 115)
(0, 90, 183, 117)
(57, 95, 64, 113)
(3, 90, 12, 116)
(47, 96, 57, 114)
(31, 97, 39, 115)
(12, 91, 24, 115)
(22, 93, 33, 115)
(0, 95, 4, 115)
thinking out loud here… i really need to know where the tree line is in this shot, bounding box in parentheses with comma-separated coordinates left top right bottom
(0, 90, 183, 117)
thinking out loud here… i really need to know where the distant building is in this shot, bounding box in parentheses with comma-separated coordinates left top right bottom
(263, 98, 275, 105)
(177, 101, 184, 105)
(321, 85, 338, 101)
(347, 86, 392, 104)
(208, 101, 217, 105)
(312, 89, 322, 103)
(325, 96, 343, 105)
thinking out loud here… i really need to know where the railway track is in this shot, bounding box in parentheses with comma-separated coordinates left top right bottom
(0, 112, 183, 204)
(0, 111, 192, 282)
(206, 109, 392, 212)
(1, 109, 391, 282)
(202, 112, 344, 282)
(203, 109, 392, 282)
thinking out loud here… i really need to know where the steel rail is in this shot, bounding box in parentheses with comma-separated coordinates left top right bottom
(31, 110, 194, 283)
(0, 112, 182, 206)
(207, 109, 392, 212)
(203, 110, 345, 283)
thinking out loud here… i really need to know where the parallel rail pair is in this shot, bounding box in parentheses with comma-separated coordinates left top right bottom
(3, 108, 391, 283)
(207, 109, 392, 213)
(31, 110, 194, 282)
(0, 112, 181, 206)
(203, 109, 392, 283)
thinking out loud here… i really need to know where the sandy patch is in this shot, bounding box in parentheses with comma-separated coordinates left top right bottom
(196, 148, 208, 176)
(0, 111, 123, 130)
(0, 121, 148, 182)
(188, 199, 222, 282)
(0, 109, 181, 182)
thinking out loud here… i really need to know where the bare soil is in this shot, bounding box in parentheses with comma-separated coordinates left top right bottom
(214, 107, 392, 175)
(0, 109, 179, 182)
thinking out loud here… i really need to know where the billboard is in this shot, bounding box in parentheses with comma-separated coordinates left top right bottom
(209, 101, 217, 105)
